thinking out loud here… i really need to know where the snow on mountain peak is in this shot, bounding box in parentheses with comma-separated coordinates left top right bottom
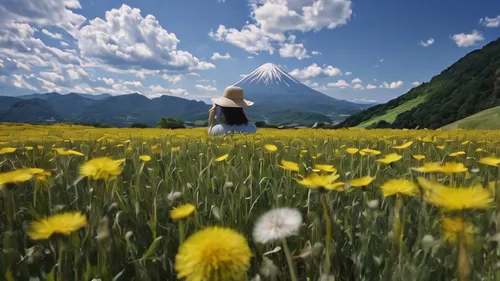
(235, 63, 301, 87)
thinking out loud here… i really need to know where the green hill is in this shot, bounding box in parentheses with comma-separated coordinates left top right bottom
(441, 105, 500, 130)
(338, 38, 500, 129)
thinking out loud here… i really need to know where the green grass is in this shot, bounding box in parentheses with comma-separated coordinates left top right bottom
(441, 106, 500, 130)
(357, 95, 428, 128)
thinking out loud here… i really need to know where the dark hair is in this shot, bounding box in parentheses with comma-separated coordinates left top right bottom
(219, 107, 249, 125)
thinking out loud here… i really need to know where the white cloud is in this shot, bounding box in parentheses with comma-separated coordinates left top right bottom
(162, 73, 184, 84)
(380, 81, 404, 89)
(379, 58, 384, 62)
(97, 77, 115, 85)
(304, 80, 319, 88)
(40, 71, 65, 82)
(345, 71, 352, 76)
(0, 59, 3, 68)
(0, 0, 86, 36)
(353, 84, 364, 90)
(195, 84, 218, 92)
(60, 41, 69, 47)
(289, 63, 341, 79)
(327, 79, 349, 88)
(66, 67, 88, 80)
(149, 85, 188, 96)
(210, 0, 352, 54)
(41, 29, 62, 40)
(311, 51, 322, 55)
(419, 38, 434, 47)
(248, 56, 254, 59)
(480, 15, 500, 28)
(354, 98, 377, 103)
(251, 0, 352, 36)
(77, 5, 214, 72)
(366, 84, 377, 90)
(211, 52, 232, 60)
(240, 74, 247, 78)
(209, 24, 275, 54)
(12, 74, 38, 91)
(279, 43, 309, 60)
(351, 78, 362, 84)
(411, 81, 421, 86)
(451, 30, 484, 47)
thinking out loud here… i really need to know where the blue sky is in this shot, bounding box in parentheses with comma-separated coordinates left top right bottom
(0, 0, 499, 104)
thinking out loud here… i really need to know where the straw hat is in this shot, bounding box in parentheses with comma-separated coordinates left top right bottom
(212, 86, 254, 108)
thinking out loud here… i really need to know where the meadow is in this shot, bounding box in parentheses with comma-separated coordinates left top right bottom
(1, 123, 500, 281)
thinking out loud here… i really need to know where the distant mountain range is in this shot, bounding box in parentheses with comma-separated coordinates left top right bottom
(0, 93, 209, 126)
(0, 63, 370, 127)
(338, 38, 500, 129)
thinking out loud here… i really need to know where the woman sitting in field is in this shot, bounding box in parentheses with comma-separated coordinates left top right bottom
(208, 86, 256, 135)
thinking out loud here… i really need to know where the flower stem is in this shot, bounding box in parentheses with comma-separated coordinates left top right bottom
(320, 192, 332, 275)
(178, 220, 185, 244)
(282, 238, 298, 281)
(57, 238, 64, 281)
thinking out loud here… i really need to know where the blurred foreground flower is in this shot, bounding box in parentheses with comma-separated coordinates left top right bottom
(175, 227, 251, 281)
(413, 162, 467, 173)
(441, 217, 476, 245)
(417, 177, 492, 210)
(278, 160, 299, 172)
(346, 148, 359, 154)
(313, 164, 337, 173)
(170, 204, 195, 220)
(0, 168, 48, 188)
(0, 147, 16, 155)
(28, 212, 87, 240)
(381, 179, 419, 197)
(412, 154, 426, 161)
(253, 208, 302, 243)
(448, 151, 466, 157)
(79, 157, 125, 180)
(479, 157, 500, 167)
(360, 148, 381, 156)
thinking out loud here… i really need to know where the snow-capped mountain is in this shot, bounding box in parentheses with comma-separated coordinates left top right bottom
(233, 63, 366, 117)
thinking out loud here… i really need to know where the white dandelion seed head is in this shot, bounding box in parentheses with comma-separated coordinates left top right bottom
(253, 208, 302, 243)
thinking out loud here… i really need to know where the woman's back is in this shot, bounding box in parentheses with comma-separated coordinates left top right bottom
(208, 122, 256, 135)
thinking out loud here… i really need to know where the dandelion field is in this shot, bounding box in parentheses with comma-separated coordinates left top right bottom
(1, 124, 500, 281)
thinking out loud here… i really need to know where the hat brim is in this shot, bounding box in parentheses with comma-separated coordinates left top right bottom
(212, 96, 254, 108)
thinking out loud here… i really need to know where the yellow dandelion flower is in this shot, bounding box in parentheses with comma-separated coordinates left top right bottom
(436, 145, 445, 150)
(0, 147, 16, 155)
(359, 148, 381, 156)
(381, 179, 419, 197)
(25, 146, 33, 151)
(97, 136, 106, 142)
(27, 212, 87, 240)
(475, 148, 485, 153)
(460, 140, 470, 145)
(417, 177, 492, 210)
(139, 155, 152, 162)
(448, 151, 466, 157)
(441, 217, 476, 245)
(151, 144, 161, 153)
(37, 145, 44, 150)
(479, 157, 500, 167)
(412, 154, 426, 160)
(346, 148, 359, 154)
(440, 162, 468, 173)
(0, 168, 47, 188)
(296, 173, 340, 189)
(376, 153, 402, 165)
(313, 164, 336, 173)
(115, 144, 124, 148)
(170, 204, 195, 220)
(278, 160, 299, 172)
(215, 154, 229, 162)
(392, 141, 413, 149)
(79, 157, 125, 180)
(53, 148, 84, 156)
(175, 227, 251, 281)
(350, 176, 375, 187)
(264, 144, 278, 152)
(171, 146, 181, 152)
